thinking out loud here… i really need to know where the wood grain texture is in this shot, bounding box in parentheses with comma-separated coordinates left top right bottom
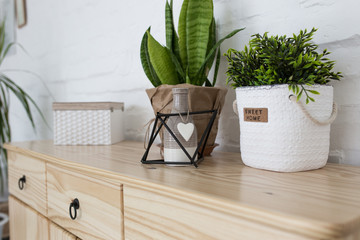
(124, 185, 309, 240)
(8, 151, 47, 216)
(9, 196, 49, 240)
(46, 163, 123, 240)
(49, 222, 77, 240)
(52, 102, 124, 111)
(4, 140, 360, 239)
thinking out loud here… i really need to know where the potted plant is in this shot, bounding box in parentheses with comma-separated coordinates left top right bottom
(140, 0, 244, 154)
(225, 28, 342, 172)
(0, 20, 44, 200)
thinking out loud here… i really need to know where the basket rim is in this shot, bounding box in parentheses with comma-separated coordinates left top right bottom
(235, 84, 332, 92)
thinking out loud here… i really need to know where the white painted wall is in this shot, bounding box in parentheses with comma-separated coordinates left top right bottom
(3, 0, 360, 165)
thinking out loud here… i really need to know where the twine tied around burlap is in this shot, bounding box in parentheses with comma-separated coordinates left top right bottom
(143, 98, 173, 150)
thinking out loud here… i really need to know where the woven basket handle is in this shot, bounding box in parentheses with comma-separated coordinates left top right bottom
(289, 95, 338, 126)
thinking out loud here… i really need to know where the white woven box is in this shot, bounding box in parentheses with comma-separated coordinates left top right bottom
(53, 102, 124, 145)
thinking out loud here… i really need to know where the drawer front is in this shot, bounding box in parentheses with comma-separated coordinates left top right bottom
(50, 222, 78, 240)
(47, 164, 123, 240)
(124, 186, 308, 240)
(9, 196, 49, 240)
(8, 152, 47, 215)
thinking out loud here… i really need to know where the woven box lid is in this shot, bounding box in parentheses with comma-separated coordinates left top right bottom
(53, 102, 124, 111)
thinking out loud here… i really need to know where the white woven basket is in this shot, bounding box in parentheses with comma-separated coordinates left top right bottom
(234, 84, 335, 172)
(53, 102, 124, 145)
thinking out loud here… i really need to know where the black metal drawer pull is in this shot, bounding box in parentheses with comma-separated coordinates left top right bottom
(69, 198, 80, 220)
(18, 175, 26, 190)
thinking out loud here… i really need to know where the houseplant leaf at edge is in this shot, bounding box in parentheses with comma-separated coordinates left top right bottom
(0, 20, 47, 195)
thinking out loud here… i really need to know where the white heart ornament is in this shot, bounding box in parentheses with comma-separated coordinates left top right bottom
(177, 122, 194, 142)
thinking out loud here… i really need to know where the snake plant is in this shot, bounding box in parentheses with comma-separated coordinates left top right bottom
(140, 0, 244, 87)
(0, 20, 44, 194)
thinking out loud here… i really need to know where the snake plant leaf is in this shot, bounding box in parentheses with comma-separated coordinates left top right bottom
(140, 28, 161, 87)
(196, 27, 245, 80)
(186, 0, 213, 80)
(169, 50, 186, 83)
(165, 0, 181, 66)
(211, 47, 221, 86)
(165, 0, 173, 49)
(205, 79, 212, 86)
(206, 17, 216, 72)
(185, 67, 191, 84)
(178, 0, 189, 69)
(147, 31, 179, 85)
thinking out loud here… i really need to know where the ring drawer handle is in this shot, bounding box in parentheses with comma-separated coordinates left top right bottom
(69, 198, 80, 220)
(18, 175, 26, 190)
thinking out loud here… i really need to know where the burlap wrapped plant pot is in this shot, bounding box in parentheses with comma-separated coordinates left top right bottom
(146, 84, 227, 155)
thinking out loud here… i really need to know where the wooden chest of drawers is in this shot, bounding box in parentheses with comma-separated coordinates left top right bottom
(5, 140, 360, 239)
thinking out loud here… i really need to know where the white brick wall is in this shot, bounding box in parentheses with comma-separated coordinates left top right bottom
(3, 0, 360, 165)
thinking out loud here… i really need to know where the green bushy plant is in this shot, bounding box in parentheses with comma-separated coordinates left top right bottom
(140, 0, 244, 87)
(224, 28, 342, 103)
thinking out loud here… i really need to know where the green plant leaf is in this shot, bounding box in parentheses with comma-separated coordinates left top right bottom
(165, 0, 174, 50)
(4, 74, 47, 129)
(147, 31, 179, 85)
(304, 63, 312, 69)
(205, 79, 212, 86)
(296, 54, 302, 66)
(0, 74, 35, 128)
(0, 83, 10, 140)
(297, 90, 303, 101)
(0, 21, 5, 58)
(178, 0, 189, 69)
(211, 47, 221, 86)
(308, 90, 320, 95)
(186, 0, 213, 80)
(169, 50, 186, 82)
(197, 28, 245, 84)
(185, 67, 191, 84)
(206, 17, 216, 72)
(140, 28, 161, 87)
(165, 0, 181, 73)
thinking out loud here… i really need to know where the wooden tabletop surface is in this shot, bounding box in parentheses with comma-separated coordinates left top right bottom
(5, 140, 360, 238)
